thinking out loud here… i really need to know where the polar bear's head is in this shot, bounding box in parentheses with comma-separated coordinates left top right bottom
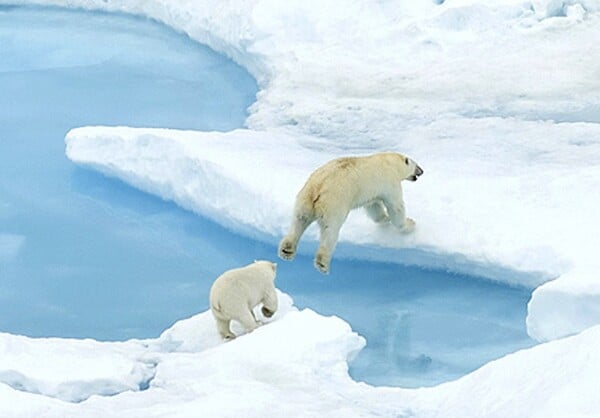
(399, 154, 424, 182)
(253, 260, 277, 278)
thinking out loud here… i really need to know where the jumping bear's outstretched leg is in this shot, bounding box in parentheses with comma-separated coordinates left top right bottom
(314, 211, 347, 274)
(279, 207, 315, 260)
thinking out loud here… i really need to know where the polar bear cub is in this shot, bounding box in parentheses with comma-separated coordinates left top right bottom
(278, 152, 423, 274)
(209, 260, 278, 340)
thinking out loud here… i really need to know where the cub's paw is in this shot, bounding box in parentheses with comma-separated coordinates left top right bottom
(401, 218, 416, 234)
(278, 238, 296, 261)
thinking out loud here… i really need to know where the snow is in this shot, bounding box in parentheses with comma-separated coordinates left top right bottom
(0, 333, 154, 403)
(407, 323, 600, 418)
(1, 292, 600, 417)
(1, 0, 599, 416)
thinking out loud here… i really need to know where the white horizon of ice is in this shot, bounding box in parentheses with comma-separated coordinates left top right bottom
(1, 0, 599, 416)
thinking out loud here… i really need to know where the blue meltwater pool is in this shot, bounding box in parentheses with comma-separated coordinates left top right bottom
(0, 5, 535, 388)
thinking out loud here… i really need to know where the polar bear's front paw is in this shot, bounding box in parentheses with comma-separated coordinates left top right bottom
(278, 238, 297, 260)
(401, 218, 416, 234)
(314, 252, 331, 274)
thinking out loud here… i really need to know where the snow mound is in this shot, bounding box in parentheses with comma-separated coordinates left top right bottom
(0, 290, 299, 404)
(0, 333, 153, 402)
(152, 290, 296, 352)
(409, 324, 600, 418)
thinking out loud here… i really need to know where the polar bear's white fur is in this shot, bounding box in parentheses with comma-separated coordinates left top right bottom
(209, 260, 278, 340)
(278, 152, 423, 274)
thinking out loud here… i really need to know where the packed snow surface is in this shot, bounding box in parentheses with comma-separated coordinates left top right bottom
(1, 0, 599, 416)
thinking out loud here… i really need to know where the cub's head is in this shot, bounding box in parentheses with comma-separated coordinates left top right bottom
(398, 154, 423, 182)
(253, 260, 277, 279)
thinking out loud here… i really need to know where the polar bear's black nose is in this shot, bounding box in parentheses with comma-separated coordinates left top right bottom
(415, 165, 424, 176)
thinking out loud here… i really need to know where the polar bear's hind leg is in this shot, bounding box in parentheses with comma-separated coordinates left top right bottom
(315, 211, 347, 274)
(261, 287, 278, 318)
(365, 200, 390, 223)
(279, 209, 315, 260)
(215, 317, 235, 340)
(237, 309, 260, 334)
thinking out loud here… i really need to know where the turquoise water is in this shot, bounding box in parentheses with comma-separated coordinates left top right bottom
(0, 5, 535, 388)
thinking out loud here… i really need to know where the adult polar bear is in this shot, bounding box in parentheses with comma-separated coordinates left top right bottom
(278, 152, 423, 274)
(210, 260, 278, 339)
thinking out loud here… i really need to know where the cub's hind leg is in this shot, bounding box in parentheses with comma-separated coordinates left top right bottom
(237, 309, 260, 335)
(215, 317, 235, 340)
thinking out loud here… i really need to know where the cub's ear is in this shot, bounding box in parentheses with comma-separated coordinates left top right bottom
(271, 262, 278, 271)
